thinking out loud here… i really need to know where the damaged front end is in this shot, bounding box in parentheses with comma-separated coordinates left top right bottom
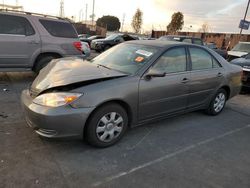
(29, 57, 128, 98)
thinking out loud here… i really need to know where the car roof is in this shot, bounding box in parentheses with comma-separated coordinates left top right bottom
(0, 10, 69, 22)
(239, 42, 250, 44)
(163, 35, 201, 40)
(126, 40, 194, 48)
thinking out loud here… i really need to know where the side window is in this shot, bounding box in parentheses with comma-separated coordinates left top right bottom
(212, 58, 222, 68)
(39, 19, 78, 38)
(116, 36, 124, 42)
(0, 14, 35, 36)
(151, 47, 187, 74)
(193, 39, 203, 45)
(189, 47, 213, 70)
(182, 38, 192, 43)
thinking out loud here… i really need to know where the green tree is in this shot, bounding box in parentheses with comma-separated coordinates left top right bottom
(167, 12, 184, 34)
(96, 15, 121, 31)
(131, 8, 143, 33)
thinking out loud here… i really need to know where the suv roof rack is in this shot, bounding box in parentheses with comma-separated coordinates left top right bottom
(0, 9, 65, 20)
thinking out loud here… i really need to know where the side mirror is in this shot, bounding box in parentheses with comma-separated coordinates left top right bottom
(144, 69, 166, 80)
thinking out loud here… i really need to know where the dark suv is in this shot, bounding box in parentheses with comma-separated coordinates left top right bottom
(0, 10, 83, 73)
(91, 33, 137, 52)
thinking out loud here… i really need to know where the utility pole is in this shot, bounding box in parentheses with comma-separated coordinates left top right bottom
(91, 0, 95, 26)
(2, 0, 4, 9)
(240, 0, 250, 36)
(79, 9, 83, 22)
(16, 0, 18, 6)
(121, 13, 125, 32)
(59, 0, 65, 18)
(85, 3, 88, 24)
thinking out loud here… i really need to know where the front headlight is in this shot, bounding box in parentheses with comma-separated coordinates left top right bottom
(33, 92, 83, 107)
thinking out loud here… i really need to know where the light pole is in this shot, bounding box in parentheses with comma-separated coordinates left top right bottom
(240, 0, 250, 36)
(91, 0, 95, 26)
(2, 0, 5, 9)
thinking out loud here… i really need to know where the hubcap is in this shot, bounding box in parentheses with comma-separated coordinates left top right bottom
(213, 93, 226, 113)
(96, 112, 124, 142)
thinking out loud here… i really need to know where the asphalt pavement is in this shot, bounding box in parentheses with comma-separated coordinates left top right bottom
(0, 70, 250, 188)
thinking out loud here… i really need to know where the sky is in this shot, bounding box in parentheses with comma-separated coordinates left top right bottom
(2, 0, 250, 34)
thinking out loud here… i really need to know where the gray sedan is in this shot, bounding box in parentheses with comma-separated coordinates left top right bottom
(21, 41, 242, 147)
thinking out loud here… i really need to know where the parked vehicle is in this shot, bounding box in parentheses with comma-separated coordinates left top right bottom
(205, 42, 228, 59)
(91, 33, 137, 52)
(21, 41, 242, 147)
(0, 10, 83, 73)
(158, 35, 204, 45)
(228, 42, 250, 61)
(80, 35, 105, 45)
(230, 54, 250, 88)
(81, 42, 91, 57)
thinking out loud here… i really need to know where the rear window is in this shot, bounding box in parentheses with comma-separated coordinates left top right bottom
(39, 19, 78, 38)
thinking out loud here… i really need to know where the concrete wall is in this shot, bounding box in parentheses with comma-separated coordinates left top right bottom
(152, 30, 250, 50)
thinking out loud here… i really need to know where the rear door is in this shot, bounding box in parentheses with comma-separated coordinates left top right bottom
(139, 47, 190, 120)
(187, 47, 225, 108)
(0, 14, 40, 68)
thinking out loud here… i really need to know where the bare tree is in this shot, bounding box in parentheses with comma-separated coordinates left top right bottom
(131, 8, 143, 33)
(198, 22, 211, 33)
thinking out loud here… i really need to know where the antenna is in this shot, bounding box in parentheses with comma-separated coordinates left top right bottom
(59, 0, 64, 18)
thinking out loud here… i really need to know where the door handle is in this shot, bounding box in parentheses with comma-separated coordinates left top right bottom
(28, 40, 39, 44)
(181, 78, 189, 83)
(217, 72, 223, 77)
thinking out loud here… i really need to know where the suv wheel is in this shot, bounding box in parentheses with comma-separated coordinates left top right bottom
(33, 56, 56, 73)
(206, 88, 227, 115)
(85, 103, 128, 147)
(104, 45, 111, 51)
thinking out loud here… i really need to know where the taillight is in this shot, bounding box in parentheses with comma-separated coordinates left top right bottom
(73, 42, 82, 52)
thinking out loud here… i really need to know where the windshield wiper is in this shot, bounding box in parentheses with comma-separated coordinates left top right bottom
(96, 64, 112, 70)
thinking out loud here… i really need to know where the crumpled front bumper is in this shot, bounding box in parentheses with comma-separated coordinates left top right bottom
(21, 89, 94, 138)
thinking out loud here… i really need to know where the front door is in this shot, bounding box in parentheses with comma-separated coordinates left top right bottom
(138, 47, 190, 121)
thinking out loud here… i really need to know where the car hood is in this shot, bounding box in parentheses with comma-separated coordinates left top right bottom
(228, 51, 248, 57)
(230, 57, 250, 67)
(31, 57, 127, 94)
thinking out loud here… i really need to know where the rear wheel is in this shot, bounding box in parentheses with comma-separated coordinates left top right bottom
(104, 45, 111, 51)
(85, 103, 128, 147)
(206, 88, 227, 115)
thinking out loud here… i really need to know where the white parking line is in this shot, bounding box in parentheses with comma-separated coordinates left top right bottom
(92, 124, 250, 187)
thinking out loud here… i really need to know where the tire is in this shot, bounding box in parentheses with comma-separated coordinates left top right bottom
(104, 45, 111, 51)
(85, 103, 128, 147)
(33, 56, 56, 74)
(205, 88, 227, 116)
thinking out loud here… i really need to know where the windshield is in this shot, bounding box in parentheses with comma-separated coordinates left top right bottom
(232, 43, 250, 52)
(105, 34, 120, 40)
(90, 43, 159, 74)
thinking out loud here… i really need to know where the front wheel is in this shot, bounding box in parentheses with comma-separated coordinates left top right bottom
(85, 103, 128, 147)
(206, 88, 227, 115)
